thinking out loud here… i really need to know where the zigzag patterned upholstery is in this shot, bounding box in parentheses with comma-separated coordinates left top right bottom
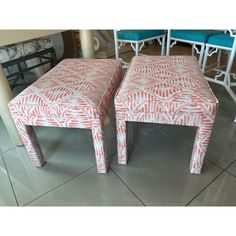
(115, 55, 218, 174)
(8, 58, 122, 174)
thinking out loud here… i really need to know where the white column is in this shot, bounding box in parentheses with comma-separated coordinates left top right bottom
(79, 30, 95, 59)
(0, 64, 23, 145)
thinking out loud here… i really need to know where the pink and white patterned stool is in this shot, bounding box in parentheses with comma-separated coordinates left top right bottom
(8, 59, 122, 174)
(115, 55, 218, 174)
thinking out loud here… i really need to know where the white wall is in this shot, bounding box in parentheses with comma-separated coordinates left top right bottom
(0, 30, 63, 47)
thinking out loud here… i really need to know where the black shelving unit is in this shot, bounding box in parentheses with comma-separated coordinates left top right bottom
(2, 47, 57, 89)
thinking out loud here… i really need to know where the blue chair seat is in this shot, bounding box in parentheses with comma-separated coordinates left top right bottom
(207, 33, 234, 48)
(117, 30, 165, 41)
(171, 30, 223, 43)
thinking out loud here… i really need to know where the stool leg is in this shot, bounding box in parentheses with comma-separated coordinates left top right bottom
(217, 49, 222, 69)
(135, 42, 139, 56)
(198, 45, 205, 66)
(191, 44, 195, 56)
(113, 30, 119, 59)
(161, 35, 166, 56)
(190, 124, 213, 174)
(116, 119, 127, 164)
(202, 45, 209, 73)
(16, 123, 45, 166)
(91, 118, 108, 174)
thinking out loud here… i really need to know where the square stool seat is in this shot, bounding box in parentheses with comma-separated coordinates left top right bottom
(9, 58, 122, 174)
(115, 55, 218, 174)
(207, 33, 234, 48)
(171, 30, 223, 43)
(117, 30, 165, 41)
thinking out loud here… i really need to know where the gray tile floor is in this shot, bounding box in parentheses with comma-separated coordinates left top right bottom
(1, 43, 236, 206)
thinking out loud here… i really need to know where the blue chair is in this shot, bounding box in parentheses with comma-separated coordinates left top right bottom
(202, 30, 236, 104)
(114, 30, 166, 67)
(166, 30, 223, 65)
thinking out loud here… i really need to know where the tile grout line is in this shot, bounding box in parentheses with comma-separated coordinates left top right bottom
(1, 146, 17, 155)
(23, 165, 96, 206)
(185, 169, 225, 206)
(206, 157, 236, 178)
(222, 159, 236, 178)
(224, 169, 236, 178)
(110, 167, 146, 206)
(1, 153, 19, 206)
(205, 157, 225, 171)
(186, 158, 236, 206)
(206, 155, 236, 171)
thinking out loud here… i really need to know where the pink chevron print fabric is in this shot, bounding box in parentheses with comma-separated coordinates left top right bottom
(115, 55, 218, 174)
(8, 58, 122, 174)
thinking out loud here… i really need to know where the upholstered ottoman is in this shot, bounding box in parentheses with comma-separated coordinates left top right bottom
(115, 55, 218, 174)
(8, 59, 122, 174)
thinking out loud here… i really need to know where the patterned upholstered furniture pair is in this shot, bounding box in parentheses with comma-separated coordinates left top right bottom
(115, 55, 218, 174)
(9, 56, 218, 175)
(8, 59, 122, 174)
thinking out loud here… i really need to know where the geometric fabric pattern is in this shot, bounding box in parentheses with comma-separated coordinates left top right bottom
(8, 59, 122, 174)
(115, 56, 218, 174)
